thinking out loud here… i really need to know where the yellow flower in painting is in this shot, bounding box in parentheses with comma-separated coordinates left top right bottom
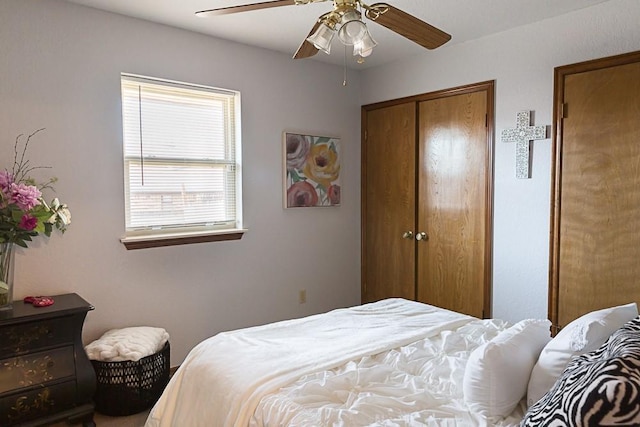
(303, 143, 340, 190)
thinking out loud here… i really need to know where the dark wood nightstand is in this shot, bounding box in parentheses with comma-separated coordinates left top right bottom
(0, 293, 96, 426)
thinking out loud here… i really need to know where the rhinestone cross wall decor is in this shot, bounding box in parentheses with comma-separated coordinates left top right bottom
(501, 111, 548, 179)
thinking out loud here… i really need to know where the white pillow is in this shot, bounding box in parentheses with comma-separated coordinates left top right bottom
(463, 319, 551, 419)
(526, 302, 638, 406)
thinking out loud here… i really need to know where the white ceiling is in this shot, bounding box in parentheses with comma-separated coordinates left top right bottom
(63, 0, 610, 69)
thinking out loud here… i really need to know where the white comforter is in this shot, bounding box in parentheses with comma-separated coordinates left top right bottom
(251, 319, 526, 426)
(146, 299, 524, 427)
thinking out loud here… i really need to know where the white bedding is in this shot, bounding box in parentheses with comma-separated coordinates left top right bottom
(251, 319, 526, 427)
(146, 299, 526, 427)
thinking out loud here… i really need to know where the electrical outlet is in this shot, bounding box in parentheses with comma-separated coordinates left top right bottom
(299, 289, 306, 304)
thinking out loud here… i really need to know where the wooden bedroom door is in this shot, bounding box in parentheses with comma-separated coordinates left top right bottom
(362, 102, 417, 302)
(550, 51, 640, 332)
(362, 82, 494, 319)
(416, 90, 490, 318)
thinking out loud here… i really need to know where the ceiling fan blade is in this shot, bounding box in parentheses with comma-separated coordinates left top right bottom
(196, 0, 296, 17)
(293, 20, 322, 59)
(367, 3, 451, 50)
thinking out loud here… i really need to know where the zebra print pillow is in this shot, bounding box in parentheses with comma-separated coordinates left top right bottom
(521, 316, 640, 426)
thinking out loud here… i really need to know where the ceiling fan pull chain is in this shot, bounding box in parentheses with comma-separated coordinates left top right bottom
(343, 44, 348, 86)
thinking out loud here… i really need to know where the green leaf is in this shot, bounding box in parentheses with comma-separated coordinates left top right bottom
(289, 169, 307, 183)
(11, 209, 23, 223)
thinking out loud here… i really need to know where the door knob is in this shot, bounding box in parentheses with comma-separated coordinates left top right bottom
(415, 232, 428, 241)
(402, 231, 413, 240)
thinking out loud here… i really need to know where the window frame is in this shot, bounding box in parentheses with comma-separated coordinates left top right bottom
(119, 74, 245, 249)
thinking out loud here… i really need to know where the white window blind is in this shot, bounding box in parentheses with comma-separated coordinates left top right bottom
(121, 74, 242, 238)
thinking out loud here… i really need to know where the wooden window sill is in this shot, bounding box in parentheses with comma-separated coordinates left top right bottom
(120, 229, 247, 250)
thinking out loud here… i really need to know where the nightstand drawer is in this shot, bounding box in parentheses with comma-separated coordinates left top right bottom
(0, 380, 76, 425)
(0, 316, 74, 357)
(0, 346, 75, 394)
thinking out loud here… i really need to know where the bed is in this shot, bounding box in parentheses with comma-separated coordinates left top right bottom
(145, 298, 640, 427)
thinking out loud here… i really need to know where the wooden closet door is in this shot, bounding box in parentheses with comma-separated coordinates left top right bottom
(417, 91, 489, 318)
(362, 102, 416, 303)
(551, 53, 640, 329)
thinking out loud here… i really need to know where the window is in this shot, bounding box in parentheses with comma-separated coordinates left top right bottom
(120, 74, 244, 249)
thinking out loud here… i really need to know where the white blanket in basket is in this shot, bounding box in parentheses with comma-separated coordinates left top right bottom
(85, 326, 169, 362)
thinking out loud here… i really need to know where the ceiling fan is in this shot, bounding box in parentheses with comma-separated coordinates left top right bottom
(195, 0, 451, 62)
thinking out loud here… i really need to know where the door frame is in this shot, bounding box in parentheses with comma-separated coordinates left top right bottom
(361, 80, 495, 318)
(549, 50, 640, 333)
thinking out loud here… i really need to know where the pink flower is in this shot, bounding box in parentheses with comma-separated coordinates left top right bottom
(0, 171, 13, 206)
(18, 214, 38, 231)
(286, 134, 311, 171)
(328, 185, 341, 206)
(0, 170, 13, 189)
(10, 182, 42, 211)
(287, 181, 318, 207)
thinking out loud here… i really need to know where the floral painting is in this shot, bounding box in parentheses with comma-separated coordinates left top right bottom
(284, 132, 341, 208)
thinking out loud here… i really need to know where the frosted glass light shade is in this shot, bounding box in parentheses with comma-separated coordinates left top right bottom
(353, 27, 377, 57)
(338, 10, 365, 45)
(307, 23, 335, 55)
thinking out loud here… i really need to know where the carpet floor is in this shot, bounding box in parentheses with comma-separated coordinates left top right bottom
(49, 409, 150, 427)
(93, 409, 150, 426)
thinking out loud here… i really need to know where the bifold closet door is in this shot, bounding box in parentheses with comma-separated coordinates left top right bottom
(362, 102, 416, 303)
(416, 91, 489, 318)
(551, 53, 640, 330)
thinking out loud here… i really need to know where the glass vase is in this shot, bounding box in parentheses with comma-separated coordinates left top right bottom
(0, 242, 15, 311)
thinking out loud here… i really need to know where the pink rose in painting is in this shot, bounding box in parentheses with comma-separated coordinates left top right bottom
(287, 181, 318, 207)
(10, 182, 42, 211)
(286, 134, 311, 171)
(328, 185, 341, 206)
(18, 214, 38, 231)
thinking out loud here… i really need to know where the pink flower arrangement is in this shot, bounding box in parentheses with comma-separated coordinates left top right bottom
(0, 130, 71, 247)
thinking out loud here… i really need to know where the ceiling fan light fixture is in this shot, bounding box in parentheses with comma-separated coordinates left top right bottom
(306, 22, 336, 55)
(197, 1, 452, 62)
(353, 27, 376, 57)
(337, 10, 366, 45)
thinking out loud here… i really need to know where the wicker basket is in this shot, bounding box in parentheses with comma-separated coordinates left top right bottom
(91, 341, 170, 416)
